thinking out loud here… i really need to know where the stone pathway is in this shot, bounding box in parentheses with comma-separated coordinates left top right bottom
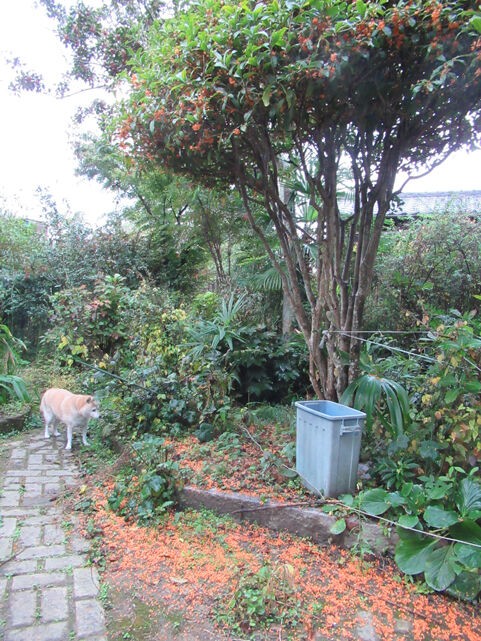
(0, 430, 107, 641)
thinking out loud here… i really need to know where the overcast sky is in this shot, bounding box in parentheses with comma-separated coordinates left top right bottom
(0, 0, 480, 227)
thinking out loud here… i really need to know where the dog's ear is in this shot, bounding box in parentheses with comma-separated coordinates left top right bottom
(86, 396, 93, 403)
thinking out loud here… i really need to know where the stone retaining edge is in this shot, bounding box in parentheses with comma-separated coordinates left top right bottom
(179, 485, 397, 555)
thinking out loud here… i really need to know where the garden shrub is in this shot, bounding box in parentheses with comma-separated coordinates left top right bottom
(107, 435, 182, 525)
(188, 294, 309, 404)
(41, 274, 131, 365)
(336, 467, 481, 601)
(0, 323, 31, 405)
(218, 562, 300, 633)
(366, 210, 481, 332)
(411, 311, 481, 470)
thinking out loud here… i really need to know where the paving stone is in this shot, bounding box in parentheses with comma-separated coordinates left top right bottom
(74, 567, 100, 598)
(7, 588, 37, 627)
(0, 559, 38, 576)
(12, 572, 67, 590)
(6, 470, 40, 477)
(16, 544, 66, 560)
(45, 554, 87, 571)
(5, 621, 69, 641)
(0, 508, 40, 518)
(0, 433, 106, 641)
(70, 535, 91, 554)
(40, 585, 68, 623)
(0, 517, 18, 538)
(10, 449, 27, 460)
(2, 478, 22, 488)
(44, 483, 60, 495)
(0, 492, 21, 507)
(27, 465, 53, 472)
(43, 524, 65, 545)
(18, 525, 42, 547)
(76, 598, 106, 638)
(27, 455, 43, 464)
(21, 496, 56, 508)
(46, 470, 78, 477)
(0, 536, 13, 561)
(26, 512, 63, 526)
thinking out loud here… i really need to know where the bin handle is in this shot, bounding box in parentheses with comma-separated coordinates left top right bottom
(341, 425, 362, 435)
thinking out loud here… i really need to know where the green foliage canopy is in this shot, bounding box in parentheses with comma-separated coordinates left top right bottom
(113, 0, 481, 399)
(118, 0, 481, 179)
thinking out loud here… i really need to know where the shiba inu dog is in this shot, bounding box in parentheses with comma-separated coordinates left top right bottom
(40, 388, 100, 450)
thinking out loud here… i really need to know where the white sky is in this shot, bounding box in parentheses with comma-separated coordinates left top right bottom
(0, 0, 120, 226)
(0, 0, 480, 228)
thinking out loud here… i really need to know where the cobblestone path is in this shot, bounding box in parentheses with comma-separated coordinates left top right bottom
(0, 430, 106, 641)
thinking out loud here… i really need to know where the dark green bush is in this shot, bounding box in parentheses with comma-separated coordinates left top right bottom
(366, 211, 481, 332)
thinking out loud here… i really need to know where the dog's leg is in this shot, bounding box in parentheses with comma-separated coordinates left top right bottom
(81, 424, 90, 447)
(65, 424, 73, 450)
(52, 418, 61, 437)
(43, 409, 53, 439)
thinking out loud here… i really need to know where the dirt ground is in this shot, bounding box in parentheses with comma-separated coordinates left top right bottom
(75, 425, 481, 641)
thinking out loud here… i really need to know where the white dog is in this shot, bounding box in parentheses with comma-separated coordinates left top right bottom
(40, 388, 100, 450)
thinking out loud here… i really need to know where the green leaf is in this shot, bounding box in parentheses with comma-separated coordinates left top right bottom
(398, 514, 420, 529)
(446, 572, 481, 601)
(470, 16, 481, 34)
(454, 542, 481, 570)
(395, 531, 437, 575)
(338, 494, 354, 507)
(358, 488, 390, 516)
(449, 519, 481, 546)
(423, 505, 459, 529)
(148, 475, 165, 495)
(444, 388, 459, 404)
(424, 545, 460, 592)
(356, 0, 366, 18)
(262, 86, 272, 107)
(456, 478, 481, 516)
(330, 518, 347, 535)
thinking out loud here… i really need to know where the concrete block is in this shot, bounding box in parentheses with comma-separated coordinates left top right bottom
(40, 585, 68, 623)
(75, 599, 106, 638)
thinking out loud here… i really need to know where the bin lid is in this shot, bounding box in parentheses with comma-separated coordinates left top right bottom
(295, 400, 366, 420)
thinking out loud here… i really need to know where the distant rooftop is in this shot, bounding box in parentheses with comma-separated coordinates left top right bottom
(393, 190, 481, 217)
(337, 190, 481, 218)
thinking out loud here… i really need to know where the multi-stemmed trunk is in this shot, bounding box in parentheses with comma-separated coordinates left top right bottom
(235, 129, 399, 400)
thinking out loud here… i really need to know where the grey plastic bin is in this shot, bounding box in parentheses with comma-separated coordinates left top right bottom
(295, 400, 366, 497)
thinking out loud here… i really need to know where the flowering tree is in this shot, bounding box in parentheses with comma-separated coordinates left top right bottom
(48, 0, 481, 398)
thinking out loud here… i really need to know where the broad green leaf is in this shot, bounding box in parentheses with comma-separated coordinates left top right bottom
(398, 514, 420, 529)
(423, 505, 459, 529)
(387, 492, 405, 508)
(449, 520, 481, 546)
(395, 532, 437, 575)
(330, 518, 346, 535)
(456, 478, 481, 516)
(149, 475, 166, 494)
(446, 572, 481, 601)
(424, 545, 460, 592)
(358, 488, 390, 516)
(454, 542, 481, 570)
